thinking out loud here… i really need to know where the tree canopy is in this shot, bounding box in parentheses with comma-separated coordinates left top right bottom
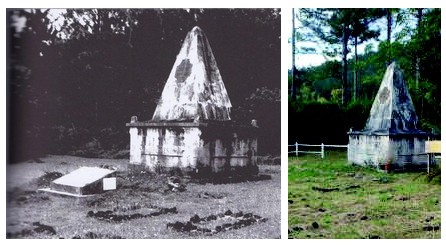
(289, 8, 440, 144)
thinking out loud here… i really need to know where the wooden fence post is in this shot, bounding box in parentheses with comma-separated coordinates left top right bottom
(427, 153, 430, 173)
(295, 142, 298, 157)
(321, 143, 324, 159)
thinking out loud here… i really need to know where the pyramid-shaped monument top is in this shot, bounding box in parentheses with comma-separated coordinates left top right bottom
(152, 26, 232, 121)
(363, 62, 420, 134)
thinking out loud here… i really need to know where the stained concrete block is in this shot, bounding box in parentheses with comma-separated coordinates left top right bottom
(50, 167, 116, 195)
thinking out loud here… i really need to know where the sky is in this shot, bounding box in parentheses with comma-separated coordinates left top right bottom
(286, 8, 418, 69)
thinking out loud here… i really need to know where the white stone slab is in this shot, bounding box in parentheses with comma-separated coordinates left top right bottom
(37, 188, 96, 197)
(52, 167, 115, 188)
(103, 177, 116, 190)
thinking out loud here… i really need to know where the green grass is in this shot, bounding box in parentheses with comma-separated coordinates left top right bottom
(288, 151, 441, 239)
(7, 155, 280, 239)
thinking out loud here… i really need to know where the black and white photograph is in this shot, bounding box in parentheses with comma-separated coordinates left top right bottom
(6, 8, 281, 239)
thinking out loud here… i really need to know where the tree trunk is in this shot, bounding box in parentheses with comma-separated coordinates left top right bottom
(291, 8, 296, 100)
(353, 36, 358, 102)
(342, 25, 349, 105)
(386, 9, 392, 65)
(415, 8, 423, 90)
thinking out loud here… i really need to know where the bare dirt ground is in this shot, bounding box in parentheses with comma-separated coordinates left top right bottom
(6, 155, 281, 239)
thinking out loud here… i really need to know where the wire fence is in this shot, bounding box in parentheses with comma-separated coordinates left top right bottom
(288, 142, 348, 159)
(289, 141, 440, 173)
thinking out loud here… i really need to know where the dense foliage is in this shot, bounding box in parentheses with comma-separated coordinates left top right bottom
(289, 8, 440, 144)
(8, 9, 281, 162)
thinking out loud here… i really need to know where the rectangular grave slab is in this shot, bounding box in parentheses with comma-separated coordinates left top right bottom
(49, 167, 116, 195)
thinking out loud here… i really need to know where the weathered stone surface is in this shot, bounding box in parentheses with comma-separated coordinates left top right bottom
(152, 26, 232, 122)
(363, 62, 423, 134)
(126, 26, 258, 176)
(348, 134, 428, 167)
(127, 122, 258, 173)
(348, 62, 430, 169)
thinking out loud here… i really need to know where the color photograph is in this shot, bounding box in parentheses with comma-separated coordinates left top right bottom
(288, 8, 441, 239)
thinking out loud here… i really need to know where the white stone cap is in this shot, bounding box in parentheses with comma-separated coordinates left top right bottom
(52, 167, 115, 188)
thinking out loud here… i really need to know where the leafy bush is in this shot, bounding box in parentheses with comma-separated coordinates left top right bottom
(289, 100, 373, 145)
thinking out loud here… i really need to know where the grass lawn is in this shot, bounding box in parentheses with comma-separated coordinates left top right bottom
(288, 151, 441, 239)
(6, 155, 281, 239)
